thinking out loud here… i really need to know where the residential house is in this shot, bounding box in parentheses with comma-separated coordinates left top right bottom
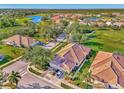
(79, 21, 88, 25)
(3, 35, 41, 47)
(51, 15, 61, 23)
(106, 21, 112, 26)
(90, 51, 124, 89)
(50, 43, 91, 74)
(0, 54, 5, 61)
(112, 22, 124, 27)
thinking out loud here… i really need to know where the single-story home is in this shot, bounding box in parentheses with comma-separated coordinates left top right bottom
(50, 43, 91, 74)
(90, 51, 124, 89)
(0, 54, 5, 61)
(3, 35, 42, 47)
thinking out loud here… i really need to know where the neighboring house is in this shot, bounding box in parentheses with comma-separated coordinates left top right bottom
(0, 54, 5, 61)
(112, 22, 124, 27)
(90, 51, 124, 89)
(106, 21, 112, 26)
(3, 35, 41, 47)
(79, 21, 88, 25)
(51, 15, 61, 23)
(50, 43, 91, 74)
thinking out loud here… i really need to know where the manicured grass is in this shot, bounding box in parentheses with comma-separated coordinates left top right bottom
(16, 17, 31, 25)
(0, 45, 24, 65)
(82, 29, 124, 53)
(71, 59, 93, 89)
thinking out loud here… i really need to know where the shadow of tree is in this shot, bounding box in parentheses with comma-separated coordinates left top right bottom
(82, 41, 103, 47)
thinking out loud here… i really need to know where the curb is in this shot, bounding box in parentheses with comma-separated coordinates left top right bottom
(27, 65, 63, 89)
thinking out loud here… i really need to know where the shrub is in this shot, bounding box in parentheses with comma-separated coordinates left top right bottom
(61, 82, 73, 89)
(28, 67, 41, 75)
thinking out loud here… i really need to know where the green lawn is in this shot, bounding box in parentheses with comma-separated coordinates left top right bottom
(16, 17, 31, 25)
(0, 45, 24, 65)
(71, 59, 93, 89)
(69, 27, 124, 88)
(82, 29, 124, 53)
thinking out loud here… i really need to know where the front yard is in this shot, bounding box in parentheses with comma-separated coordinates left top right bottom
(0, 45, 24, 65)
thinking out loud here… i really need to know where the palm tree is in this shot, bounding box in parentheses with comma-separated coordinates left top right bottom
(8, 71, 21, 88)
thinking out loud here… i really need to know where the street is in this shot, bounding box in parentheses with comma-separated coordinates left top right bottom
(3, 60, 60, 89)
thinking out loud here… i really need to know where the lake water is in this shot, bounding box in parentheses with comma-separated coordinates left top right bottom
(28, 16, 42, 23)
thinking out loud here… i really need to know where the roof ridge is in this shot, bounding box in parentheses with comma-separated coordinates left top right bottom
(112, 54, 124, 69)
(111, 62, 120, 85)
(71, 44, 80, 62)
(93, 62, 111, 75)
(92, 56, 112, 67)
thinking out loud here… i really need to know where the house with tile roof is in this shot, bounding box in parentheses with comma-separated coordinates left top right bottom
(3, 35, 41, 47)
(50, 43, 91, 74)
(90, 51, 124, 89)
(51, 15, 61, 23)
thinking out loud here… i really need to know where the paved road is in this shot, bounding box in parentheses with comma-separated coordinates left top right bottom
(3, 60, 59, 89)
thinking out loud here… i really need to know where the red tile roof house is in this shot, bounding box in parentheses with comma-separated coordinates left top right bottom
(50, 43, 91, 74)
(2, 35, 40, 47)
(90, 51, 124, 89)
(51, 15, 61, 23)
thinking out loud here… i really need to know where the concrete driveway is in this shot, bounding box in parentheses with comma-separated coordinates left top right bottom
(44, 42, 58, 50)
(3, 60, 60, 89)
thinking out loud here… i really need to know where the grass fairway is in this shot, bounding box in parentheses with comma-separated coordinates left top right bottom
(0, 45, 24, 65)
(83, 29, 124, 53)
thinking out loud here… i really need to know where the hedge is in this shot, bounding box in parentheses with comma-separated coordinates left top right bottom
(28, 67, 41, 76)
(61, 82, 73, 89)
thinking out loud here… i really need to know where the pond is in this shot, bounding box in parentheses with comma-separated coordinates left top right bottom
(27, 16, 42, 23)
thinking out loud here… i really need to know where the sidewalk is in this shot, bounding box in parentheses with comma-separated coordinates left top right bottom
(28, 65, 81, 89)
(61, 79, 81, 89)
(27, 65, 63, 89)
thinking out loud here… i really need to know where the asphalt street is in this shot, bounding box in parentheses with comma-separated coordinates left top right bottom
(3, 60, 59, 89)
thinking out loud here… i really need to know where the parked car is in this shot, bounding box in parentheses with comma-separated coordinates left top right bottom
(56, 71, 64, 79)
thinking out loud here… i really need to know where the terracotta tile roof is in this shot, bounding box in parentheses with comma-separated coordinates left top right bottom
(51, 15, 60, 23)
(90, 51, 124, 88)
(4, 35, 37, 47)
(51, 43, 91, 73)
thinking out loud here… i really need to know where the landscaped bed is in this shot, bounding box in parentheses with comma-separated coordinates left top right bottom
(61, 82, 73, 89)
(69, 59, 93, 89)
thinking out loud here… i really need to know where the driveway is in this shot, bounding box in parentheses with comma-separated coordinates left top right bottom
(3, 60, 60, 89)
(44, 42, 58, 49)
